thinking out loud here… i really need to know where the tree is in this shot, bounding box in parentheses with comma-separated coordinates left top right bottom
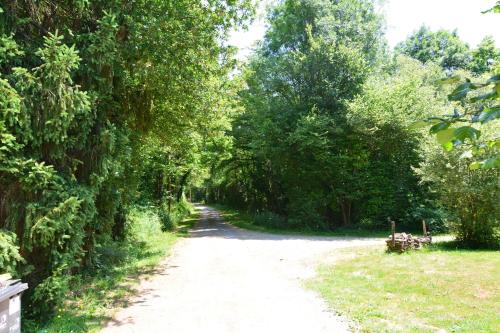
(396, 26, 472, 71)
(416, 138, 499, 248)
(217, 0, 386, 228)
(471, 36, 499, 74)
(347, 56, 449, 229)
(0, 0, 253, 319)
(412, 3, 500, 247)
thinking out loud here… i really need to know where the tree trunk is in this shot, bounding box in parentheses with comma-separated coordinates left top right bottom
(176, 170, 191, 202)
(340, 199, 352, 225)
(167, 176, 172, 212)
(156, 170, 164, 201)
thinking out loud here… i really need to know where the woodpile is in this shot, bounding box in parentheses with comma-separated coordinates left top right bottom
(386, 220, 432, 253)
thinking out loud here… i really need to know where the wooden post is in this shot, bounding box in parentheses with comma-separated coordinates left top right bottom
(389, 217, 395, 247)
(422, 220, 427, 236)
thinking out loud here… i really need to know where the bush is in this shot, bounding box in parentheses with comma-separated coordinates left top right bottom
(30, 271, 71, 319)
(158, 199, 193, 232)
(417, 142, 499, 248)
(253, 211, 288, 229)
(405, 206, 449, 234)
(159, 206, 177, 231)
(0, 231, 23, 273)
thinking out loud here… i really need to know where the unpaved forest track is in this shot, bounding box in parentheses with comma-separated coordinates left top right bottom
(101, 205, 381, 333)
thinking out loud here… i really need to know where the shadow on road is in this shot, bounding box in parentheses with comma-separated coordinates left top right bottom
(189, 205, 382, 243)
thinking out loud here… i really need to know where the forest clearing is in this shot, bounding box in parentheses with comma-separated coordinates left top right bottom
(0, 0, 498, 332)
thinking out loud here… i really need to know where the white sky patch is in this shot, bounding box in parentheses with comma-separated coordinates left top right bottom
(383, 0, 499, 49)
(228, 0, 499, 61)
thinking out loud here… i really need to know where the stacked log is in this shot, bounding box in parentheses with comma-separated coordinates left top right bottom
(386, 232, 412, 252)
(385, 220, 432, 253)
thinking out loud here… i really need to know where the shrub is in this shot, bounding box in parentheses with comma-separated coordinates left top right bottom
(30, 271, 71, 319)
(417, 141, 499, 248)
(254, 211, 288, 229)
(0, 231, 23, 273)
(159, 206, 177, 231)
(405, 206, 449, 234)
(159, 199, 193, 232)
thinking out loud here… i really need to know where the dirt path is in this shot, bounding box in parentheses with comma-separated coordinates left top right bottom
(101, 205, 381, 333)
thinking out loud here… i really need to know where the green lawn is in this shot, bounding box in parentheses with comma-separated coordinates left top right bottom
(307, 243, 500, 333)
(212, 204, 391, 238)
(26, 207, 199, 333)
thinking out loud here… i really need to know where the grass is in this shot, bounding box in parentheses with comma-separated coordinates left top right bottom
(25, 206, 199, 333)
(307, 242, 500, 333)
(212, 204, 391, 238)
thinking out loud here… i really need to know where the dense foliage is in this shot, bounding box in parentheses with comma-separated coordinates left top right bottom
(211, 0, 428, 229)
(208, 0, 498, 246)
(396, 26, 499, 74)
(0, 0, 498, 327)
(211, 0, 385, 229)
(0, 0, 252, 321)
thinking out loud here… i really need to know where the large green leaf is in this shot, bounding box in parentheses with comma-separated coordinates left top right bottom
(436, 128, 455, 145)
(486, 74, 500, 84)
(448, 81, 475, 101)
(482, 157, 500, 169)
(429, 121, 450, 134)
(435, 75, 461, 85)
(409, 120, 430, 130)
(476, 105, 500, 123)
(453, 126, 481, 143)
(470, 90, 497, 103)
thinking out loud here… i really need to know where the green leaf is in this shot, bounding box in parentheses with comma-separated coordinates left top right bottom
(435, 75, 461, 85)
(448, 81, 474, 101)
(482, 157, 500, 169)
(436, 128, 455, 145)
(489, 138, 500, 149)
(469, 161, 481, 170)
(453, 126, 481, 142)
(429, 121, 450, 134)
(486, 74, 500, 84)
(470, 90, 497, 103)
(476, 105, 500, 123)
(482, 2, 500, 13)
(442, 141, 454, 151)
(409, 120, 429, 130)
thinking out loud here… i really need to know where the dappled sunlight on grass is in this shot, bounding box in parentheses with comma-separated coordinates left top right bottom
(308, 241, 500, 333)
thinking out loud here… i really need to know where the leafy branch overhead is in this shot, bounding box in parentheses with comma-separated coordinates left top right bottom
(412, 72, 500, 169)
(411, 1, 500, 170)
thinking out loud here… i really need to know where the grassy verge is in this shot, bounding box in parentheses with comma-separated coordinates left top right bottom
(26, 206, 199, 333)
(307, 242, 500, 333)
(211, 204, 390, 238)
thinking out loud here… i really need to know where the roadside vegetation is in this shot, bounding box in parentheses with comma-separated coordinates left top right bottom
(0, 0, 498, 330)
(203, 0, 499, 250)
(0, 0, 252, 327)
(308, 243, 500, 333)
(214, 204, 389, 238)
(25, 205, 198, 333)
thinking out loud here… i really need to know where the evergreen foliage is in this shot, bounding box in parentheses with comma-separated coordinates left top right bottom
(0, 0, 498, 326)
(0, 0, 253, 320)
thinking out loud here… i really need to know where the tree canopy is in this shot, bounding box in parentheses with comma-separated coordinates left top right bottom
(0, 0, 253, 319)
(0, 0, 499, 326)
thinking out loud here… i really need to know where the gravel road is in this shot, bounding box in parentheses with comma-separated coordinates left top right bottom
(101, 205, 381, 333)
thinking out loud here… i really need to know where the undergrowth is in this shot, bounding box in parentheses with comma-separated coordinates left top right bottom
(24, 205, 198, 333)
